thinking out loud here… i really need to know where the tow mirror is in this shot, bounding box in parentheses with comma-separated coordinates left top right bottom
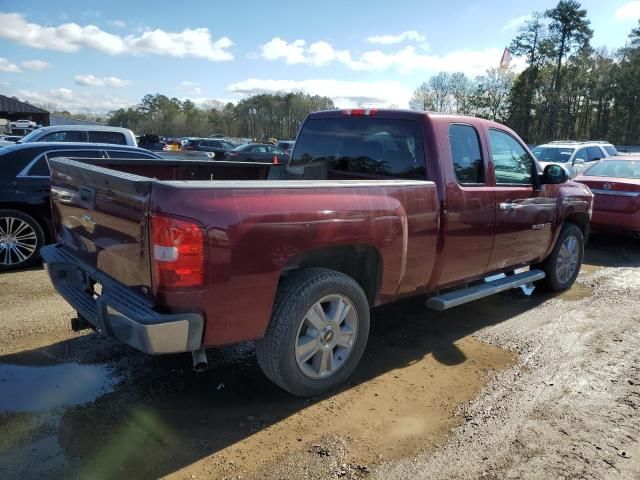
(542, 164, 568, 184)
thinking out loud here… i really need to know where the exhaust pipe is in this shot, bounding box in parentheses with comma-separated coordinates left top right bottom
(192, 349, 209, 372)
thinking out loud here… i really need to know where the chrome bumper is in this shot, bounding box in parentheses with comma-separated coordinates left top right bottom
(41, 245, 203, 354)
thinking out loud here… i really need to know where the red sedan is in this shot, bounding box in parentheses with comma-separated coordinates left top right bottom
(575, 155, 640, 238)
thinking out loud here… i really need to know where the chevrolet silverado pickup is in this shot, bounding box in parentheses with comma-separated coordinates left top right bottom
(41, 109, 593, 396)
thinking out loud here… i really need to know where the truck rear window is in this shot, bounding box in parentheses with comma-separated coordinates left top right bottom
(291, 118, 426, 179)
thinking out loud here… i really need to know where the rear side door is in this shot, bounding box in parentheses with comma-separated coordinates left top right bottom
(438, 123, 495, 285)
(486, 129, 556, 272)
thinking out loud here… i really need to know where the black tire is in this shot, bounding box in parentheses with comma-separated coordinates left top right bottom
(256, 268, 370, 397)
(535, 223, 584, 292)
(0, 209, 45, 271)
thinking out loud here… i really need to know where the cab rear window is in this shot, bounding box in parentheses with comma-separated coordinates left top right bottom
(292, 118, 426, 179)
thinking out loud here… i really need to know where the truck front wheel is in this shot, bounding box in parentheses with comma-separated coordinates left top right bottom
(256, 268, 370, 397)
(536, 223, 584, 292)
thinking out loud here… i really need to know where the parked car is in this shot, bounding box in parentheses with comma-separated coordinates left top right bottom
(182, 138, 235, 158)
(41, 109, 592, 396)
(18, 125, 138, 147)
(574, 156, 640, 238)
(226, 143, 287, 163)
(138, 134, 166, 151)
(0, 135, 22, 146)
(276, 140, 295, 156)
(532, 141, 617, 178)
(0, 143, 162, 271)
(9, 119, 37, 129)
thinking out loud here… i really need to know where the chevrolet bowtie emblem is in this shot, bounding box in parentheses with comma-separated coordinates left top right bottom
(79, 214, 96, 233)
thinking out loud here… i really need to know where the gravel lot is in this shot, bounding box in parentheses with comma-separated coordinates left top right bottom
(0, 233, 638, 479)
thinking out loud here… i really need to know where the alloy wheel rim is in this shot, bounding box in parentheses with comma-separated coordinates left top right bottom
(556, 235, 580, 284)
(0, 217, 38, 266)
(295, 294, 359, 379)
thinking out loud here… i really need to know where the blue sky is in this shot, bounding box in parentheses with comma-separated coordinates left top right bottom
(0, 0, 638, 112)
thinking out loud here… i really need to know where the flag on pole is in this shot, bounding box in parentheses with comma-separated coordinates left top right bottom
(500, 47, 512, 68)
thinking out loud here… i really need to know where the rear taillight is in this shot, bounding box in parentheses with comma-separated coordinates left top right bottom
(151, 214, 206, 290)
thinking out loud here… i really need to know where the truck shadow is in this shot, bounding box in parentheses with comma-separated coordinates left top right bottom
(0, 234, 633, 479)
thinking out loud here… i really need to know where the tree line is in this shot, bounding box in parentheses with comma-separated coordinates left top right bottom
(107, 92, 334, 139)
(410, 0, 640, 145)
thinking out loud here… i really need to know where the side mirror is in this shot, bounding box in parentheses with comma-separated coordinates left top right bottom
(573, 158, 586, 165)
(542, 164, 569, 184)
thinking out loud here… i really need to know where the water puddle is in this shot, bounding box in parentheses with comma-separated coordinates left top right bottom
(0, 363, 117, 412)
(559, 283, 594, 302)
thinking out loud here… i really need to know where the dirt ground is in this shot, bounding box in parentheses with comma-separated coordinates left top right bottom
(0, 234, 638, 479)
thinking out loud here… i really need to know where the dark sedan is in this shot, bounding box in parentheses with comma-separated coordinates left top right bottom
(0, 142, 162, 270)
(183, 138, 235, 159)
(225, 143, 287, 163)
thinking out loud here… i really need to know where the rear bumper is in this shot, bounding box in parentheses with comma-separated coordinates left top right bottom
(41, 244, 203, 354)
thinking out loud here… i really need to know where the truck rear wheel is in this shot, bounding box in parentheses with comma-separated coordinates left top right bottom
(536, 223, 584, 292)
(256, 268, 370, 397)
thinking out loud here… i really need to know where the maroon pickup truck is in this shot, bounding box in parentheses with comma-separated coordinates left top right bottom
(41, 109, 593, 396)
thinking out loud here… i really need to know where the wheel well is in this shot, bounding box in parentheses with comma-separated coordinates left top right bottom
(0, 204, 53, 241)
(564, 212, 590, 237)
(282, 245, 382, 305)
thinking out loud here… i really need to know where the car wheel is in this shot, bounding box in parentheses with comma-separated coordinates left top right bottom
(0, 210, 45, 271)
(256, 267, 370, 397)
(536, 223, 584, 292)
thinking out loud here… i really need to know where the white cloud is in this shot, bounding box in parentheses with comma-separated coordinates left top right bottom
(261, 37, 520, 76)
(0, 12, 233, 61)
(0, 57, 21, 72)
(178, 80, 203, 95)
(108, 19, 126, 28)
(20, 59, 50, 71)
(227, 78, 413, 108)
(614, 1, 640, 20)
(75, 74, 131, 87)
(366, 30, 426, 45)
(7, 87, 133, 113)
(502, 14, 532, 30)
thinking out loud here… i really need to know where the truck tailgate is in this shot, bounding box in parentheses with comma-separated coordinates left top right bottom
(49, 158, 153, 291)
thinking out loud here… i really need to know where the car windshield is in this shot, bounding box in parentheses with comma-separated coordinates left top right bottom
(584, 160, 640, 179)
(19, 130, 41, 142)
(603, 145, 618, 156)
(531, 146, 575, 163)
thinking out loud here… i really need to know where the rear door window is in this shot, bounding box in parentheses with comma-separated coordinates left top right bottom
(39, 131, 85, 142)
(39, 150, 103, 176)
(573, 148, 588, 161)
(587, 146, 603, 161)
(292, 117, 426, 179)
(89, 131, 127, 145)
(26, 155, 50, 176)
(448, 124, 484, 184)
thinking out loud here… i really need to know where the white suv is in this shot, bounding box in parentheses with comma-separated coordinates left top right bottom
(18, 125, 138, 147)
(532, 141, 617, 178)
